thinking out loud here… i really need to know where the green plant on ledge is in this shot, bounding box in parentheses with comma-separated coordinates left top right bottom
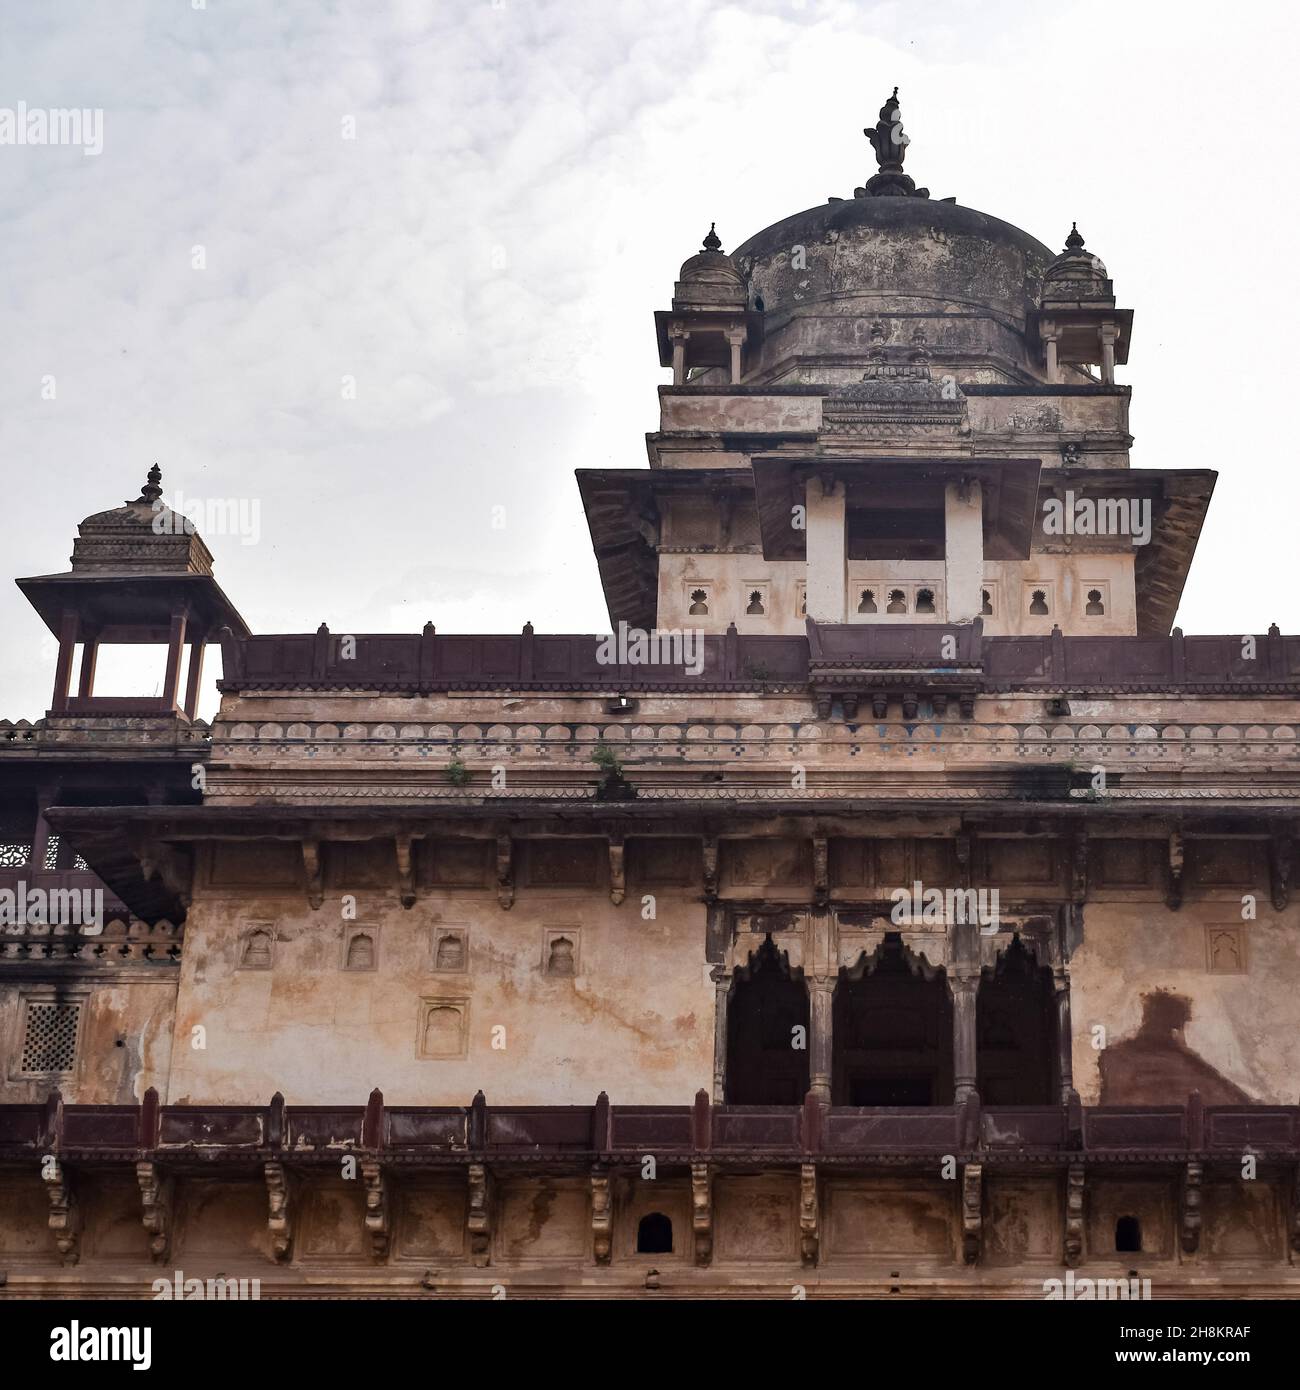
(591, 743, 624, 778)
(445, 757, 470, 786)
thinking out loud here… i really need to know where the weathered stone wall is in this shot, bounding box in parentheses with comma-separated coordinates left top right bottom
(167, 858, 713, 1106)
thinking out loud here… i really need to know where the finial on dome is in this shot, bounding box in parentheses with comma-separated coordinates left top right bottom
(135, 463, 163, 506)
(701, 222, 722, 253)
(859, 87, 928, 199)
(1065, 222, 1085, 252)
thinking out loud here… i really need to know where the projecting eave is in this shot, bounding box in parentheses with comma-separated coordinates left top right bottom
(576, 466, 756, 630)
(15, 571, 250, 642)
(1036, 468, 1216, 636)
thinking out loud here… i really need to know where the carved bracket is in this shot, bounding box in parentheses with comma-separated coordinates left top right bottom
(42, 1156, 80, 1265)
(962, 1162, 983, 1265)
(1269, 833, 1293, 913)
(608, 836, 626, 908)
(591, 1167, 612, 1265)
(1165, 831, 1184, 912)
(1064, 1161, 1085, 1268)
(1071, 831, 1089, 905)
(495, 836, 514, 911)
(702, 836, 719, 901)
(799, 1162, 819, 1267)
(136, 1159, 172, 1263)
(264, 1161, 293, 1262)
(395, 835, 416, 910)
(691, 1161, 713, 1266)
(302, 839, 324, 911)
(467, 1162, 493, 1266)
(1180, 1160, 1202, 1255)
(812, 836, 828, 908)
(361, 1159, 390, 1260)
(137, 839, 194, 910)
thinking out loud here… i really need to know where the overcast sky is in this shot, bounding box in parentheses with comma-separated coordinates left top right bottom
(1, 0, 1297, 720)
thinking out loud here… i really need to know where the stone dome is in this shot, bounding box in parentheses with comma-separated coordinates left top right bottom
(729, 195, 1055, 386)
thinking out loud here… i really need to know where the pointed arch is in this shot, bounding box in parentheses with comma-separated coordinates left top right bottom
(725, 936, 810, 1104)
(833, 933, 952, 1105)
(977, 935, 1056, 1105)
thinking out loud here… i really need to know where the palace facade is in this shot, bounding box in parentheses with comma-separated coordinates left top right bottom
(2, 95, 1298, 1298)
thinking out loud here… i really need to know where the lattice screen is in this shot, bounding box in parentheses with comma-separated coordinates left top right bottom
(20, 1001, 81, 1073)
(43, 834, 61, 869)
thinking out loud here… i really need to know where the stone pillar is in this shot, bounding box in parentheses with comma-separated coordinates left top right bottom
(951, 972, 979, 1103)
(725, 327, 745, 384)
(1042, 324, 1059, 384)
(1054, 969, 1074, 1103)
(182, 636, 205, 721)
(804, 476, 847, 623)
(162, 610, 188, 710)
(50, 611, 79, 713)
(28, 784, 58, 873)
(1100, 324, 1117, 385)
(670, 328, 688, 385)
(809, 978, 834, 1103)
(711, 966, 729, 1103)
(76, 633, 98, 699)
(944, 478, 984, 624)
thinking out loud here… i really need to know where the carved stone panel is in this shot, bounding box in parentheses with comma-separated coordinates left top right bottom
(714, 1176, 800, 1263)
(823, 1178, 956, 1265)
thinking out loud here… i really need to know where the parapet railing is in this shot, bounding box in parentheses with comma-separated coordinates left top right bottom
(3, 1089, 1295, 1160)
(215, 624, 1300, 696)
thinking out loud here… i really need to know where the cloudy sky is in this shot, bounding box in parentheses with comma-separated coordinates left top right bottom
(1, 0, 1296, 720)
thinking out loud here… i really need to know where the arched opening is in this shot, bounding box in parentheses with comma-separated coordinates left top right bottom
(637, 1212, 673, 1254)
(1085, 588, 1105, 616)
(858, 589, 877, 613)
(1029, 589, 1049, 615)
(833, 934, 952, 1105)
(886, 589, 908, 614)
(977, 937, 1057, 1105)
(746, 590, 765, 615)
(915, 588, 936, 614)
(726, 936, 810, 1104)
(1115, 1215, 1141, 1253)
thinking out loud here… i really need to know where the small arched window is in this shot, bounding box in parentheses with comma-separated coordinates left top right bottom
(746, 590, 765, 615)
(1085, 588, 1105, 616)
(981, 589, 993, 616)
(915, 588, 936, 614)
(886, 589, 907, 614)
(858, 589, 877, 613)
(637, 1212, 673, 1254)
(688, 589, 709, 616)
(1029, 589, 1049, 616)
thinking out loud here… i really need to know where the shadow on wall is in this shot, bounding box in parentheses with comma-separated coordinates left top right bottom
(1099, 991, 1253, 1105)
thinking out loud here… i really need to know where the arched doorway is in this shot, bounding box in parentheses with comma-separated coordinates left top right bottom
(833, 934, 953, 1105)
(725, 936, 810, 1104)
(977, 936, 1056, 1104)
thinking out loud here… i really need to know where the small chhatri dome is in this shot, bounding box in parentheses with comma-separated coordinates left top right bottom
(1041, 222, 1114, 307)
(71, 463, 213, 575)
(673, 222, 746, 311)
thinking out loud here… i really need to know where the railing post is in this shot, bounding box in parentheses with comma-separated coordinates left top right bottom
(800, 1090, 823, 1155)
(1170, 626, 1185, 683)
(363, 1087, 384, 1149)
(1050, 624, 1066, 685)
(268, 1091, 285, 1151)
(593, 1091, 610, 1152)
(140, 1086, 160, 1151)
(520, 622, 535, 682)
(312, 623, 330, 681)
(43, 1088, 64, 1152)
(724, 623, 739, 682)
(1066, 1088, 1083, 1151)
(419, 622, 436, 686)
(692, 1088, 711, 1153)
(469, 1090, 487, 1149)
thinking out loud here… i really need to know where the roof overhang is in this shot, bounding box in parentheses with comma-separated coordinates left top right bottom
(15, 572, 251, 641)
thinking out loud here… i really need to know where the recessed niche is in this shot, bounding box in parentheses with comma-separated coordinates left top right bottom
(417, 998, 469, 1059)
(544, 928, 579, 978)
(342, 926, 377, 972)
(238, 925, 275, 970)
(432, 928, 468, 973)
